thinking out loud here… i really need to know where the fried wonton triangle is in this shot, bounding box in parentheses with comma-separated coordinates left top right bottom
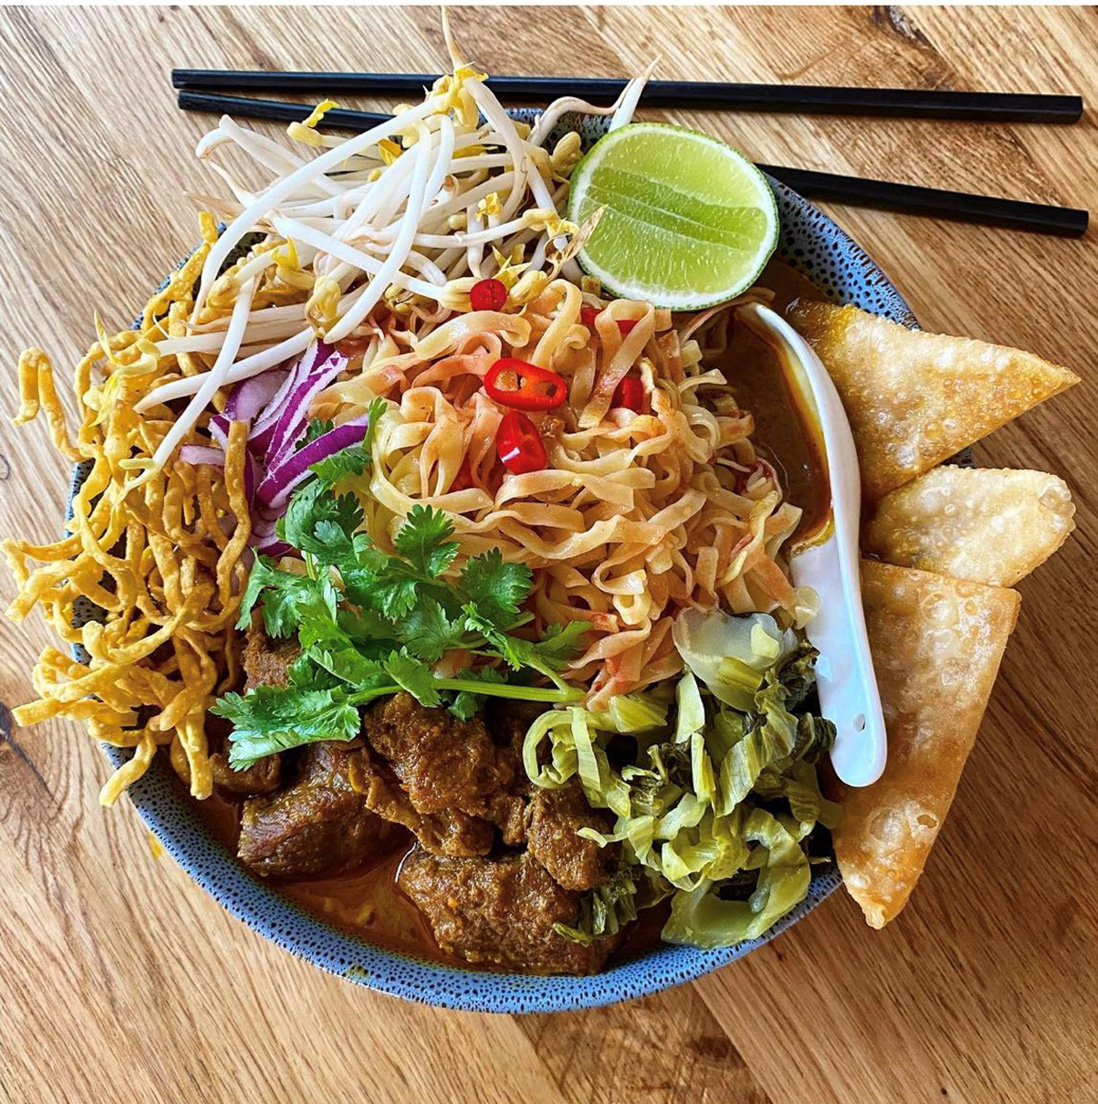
(863, 466, 1075, 587)
(832, 560, 1020, 928)
(788, 301, 1080, 500)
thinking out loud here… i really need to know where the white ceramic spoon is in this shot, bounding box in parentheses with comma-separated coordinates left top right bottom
(737, 301, 886, 787)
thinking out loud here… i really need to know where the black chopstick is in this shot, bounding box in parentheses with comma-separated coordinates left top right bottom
(177, 91, 392, 130)
(177, 91, 1089, 238)
(756, 165, 1088, 238)
(173, 69, 1084, 124)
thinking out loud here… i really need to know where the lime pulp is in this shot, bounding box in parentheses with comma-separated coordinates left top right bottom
(566, 123, 779, 310)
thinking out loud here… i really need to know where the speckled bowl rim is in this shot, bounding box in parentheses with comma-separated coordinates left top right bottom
(67, 113, 919, 1013)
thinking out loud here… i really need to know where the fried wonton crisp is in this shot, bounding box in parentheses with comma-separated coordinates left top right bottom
(788, 300, 1079, 500)
(864, 466, 1075, 586)
(832, 561, 1020, 928)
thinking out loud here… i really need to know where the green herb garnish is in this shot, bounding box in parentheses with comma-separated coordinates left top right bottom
(296, 417, 335, 449)
(216, 407, 587, 768)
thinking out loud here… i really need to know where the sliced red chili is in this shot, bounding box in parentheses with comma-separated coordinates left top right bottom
(581, 304, 638, 336)
(484, 357, 567, 411)
(470, 278, 508, 312)
(612, 375, 645, 412)
(497, 410, 547, 474)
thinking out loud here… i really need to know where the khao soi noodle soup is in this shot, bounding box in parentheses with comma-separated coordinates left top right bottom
(6, 26, 843, 974)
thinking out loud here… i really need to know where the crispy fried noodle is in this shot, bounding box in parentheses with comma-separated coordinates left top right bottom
(6, 53, 802, 803)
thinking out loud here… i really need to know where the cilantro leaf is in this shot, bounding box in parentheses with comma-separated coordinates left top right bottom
(297, 418, 335, 449)
(338, 544, 432, 621)
(238, 556, 279, 629)
(314, 517, 352, 548)
(464, 605, 589, 686)
(362, 397, 387, 454)
(322, 494, 365, 541)
(259, 586, 303, 639)
(280, 482, 364, 563)
(367, 562, 423, 621)
(237, 557, 333, 638)
(396, 600, 468, 662)
(337, 539, 385, 611)
(311, 443, 371, 486)
(215, 684, 361, 770)
(309, 648, 390, 686)
(336, 605, 395, 642)
(276, 480, 320, 549)
(292, 580, 394, 684)
(288, 655, 341, 691)
(447, 695, 479, 722)
(382, 649, 442, 707)
(459, 549, 532, 627)
(393, 505, 459, 579)
(530, 621, 592, 668)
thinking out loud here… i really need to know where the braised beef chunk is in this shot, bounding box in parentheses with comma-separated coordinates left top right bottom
(361, 694, 527, 853)
(210, 627, 301, 797)
(182, 714, 282, 798)
(239, 743, 393, 877)
(209, 751, 282, 796)
(525, 782, 618, 892)
(397, 847, 621, 975)
(242, 627, 301, 690)
(352, 750, 494, 857)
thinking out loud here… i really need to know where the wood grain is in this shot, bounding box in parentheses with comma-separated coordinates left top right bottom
(1, 7, 1095, 1103)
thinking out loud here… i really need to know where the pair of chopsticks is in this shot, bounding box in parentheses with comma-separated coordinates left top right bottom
(173, 69, 1090, 238)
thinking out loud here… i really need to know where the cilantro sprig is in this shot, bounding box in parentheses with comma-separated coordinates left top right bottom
(215, 409, 588, 768)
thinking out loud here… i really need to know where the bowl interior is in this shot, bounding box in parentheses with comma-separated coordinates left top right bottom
(74, 110, 916, 1013)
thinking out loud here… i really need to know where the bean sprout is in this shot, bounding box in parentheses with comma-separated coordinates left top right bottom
(135, 52, 652, 426)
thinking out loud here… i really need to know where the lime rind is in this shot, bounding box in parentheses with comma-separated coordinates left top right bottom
(567, 123, 779, 310)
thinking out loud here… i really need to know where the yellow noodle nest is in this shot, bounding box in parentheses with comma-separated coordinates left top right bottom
(4, 218, 310, 805)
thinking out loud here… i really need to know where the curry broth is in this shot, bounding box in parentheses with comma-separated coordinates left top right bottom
(197, 259, 829, 969)
(197, 790, 468, 966)
(730, 258, 831, 542)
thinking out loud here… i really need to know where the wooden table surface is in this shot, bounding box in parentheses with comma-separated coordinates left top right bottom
(2, 6, 1096, 1103)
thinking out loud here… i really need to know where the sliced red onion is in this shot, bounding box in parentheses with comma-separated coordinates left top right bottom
(264, 350, 348, 466)
(248, 503, 284, 549)
(248, 364, 304, 449)
(249, 382, 300, 453)
(248, 506, 289, 556)
(247, 516, 289, 560)
(226, 368, 289, 422)
(249, 340, 334, 453)
(254, 504, 283, 525)
(208, 415, 230, 451)
(255, 413, 372, 510)
(254, 538, 293, 558)
(250, 510, 278, 539)
(179, 444, 226, 467)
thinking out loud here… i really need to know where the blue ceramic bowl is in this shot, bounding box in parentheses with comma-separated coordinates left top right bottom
(70, 113, 917, 1012)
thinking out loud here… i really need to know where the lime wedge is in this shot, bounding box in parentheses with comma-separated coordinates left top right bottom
(567, 123, 779, 310)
